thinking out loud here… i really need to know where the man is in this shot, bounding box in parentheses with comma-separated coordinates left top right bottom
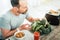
(0, 0, 40, 39)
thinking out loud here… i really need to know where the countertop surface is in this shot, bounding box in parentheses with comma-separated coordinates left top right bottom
(41, 25, 60, 40)
(6, 25, 60, 40)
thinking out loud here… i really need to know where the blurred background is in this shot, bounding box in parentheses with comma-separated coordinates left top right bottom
(0, 0, 60, 24)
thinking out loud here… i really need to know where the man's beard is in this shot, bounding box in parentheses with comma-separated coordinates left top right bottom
(18, 10, 27, 14)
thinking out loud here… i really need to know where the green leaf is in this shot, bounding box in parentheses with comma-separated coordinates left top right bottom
(31, 22, 37, 30)
(35, 25, 43, 31)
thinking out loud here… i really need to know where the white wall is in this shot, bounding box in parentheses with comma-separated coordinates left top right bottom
(0, 0, 60, 23)
(0, 0, 12, 17)
(27, 0, 60, 18)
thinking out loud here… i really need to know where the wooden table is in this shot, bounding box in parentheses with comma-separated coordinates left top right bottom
(6, 25, 60, 40)
(41, 25, 60, 40)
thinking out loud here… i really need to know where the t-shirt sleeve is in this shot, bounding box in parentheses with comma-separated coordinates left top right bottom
(0, 16, 11, 30)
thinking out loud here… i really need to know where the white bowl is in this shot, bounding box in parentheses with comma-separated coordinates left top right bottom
(14, 30, 25, 40)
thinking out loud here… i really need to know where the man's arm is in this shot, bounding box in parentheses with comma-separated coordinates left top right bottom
(1, 28, 17, 39)
(26, 16, 40, 22)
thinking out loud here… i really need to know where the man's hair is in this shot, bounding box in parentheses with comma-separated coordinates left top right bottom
(11, 0, 19, 7)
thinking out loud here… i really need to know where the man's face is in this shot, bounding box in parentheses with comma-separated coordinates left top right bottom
(18, 1, 28, 14)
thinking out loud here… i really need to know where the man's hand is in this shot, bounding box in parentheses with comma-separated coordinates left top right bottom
(27, 16, 40, 22)
(34, 18, 40, 21)
(19, 24, 31, 30)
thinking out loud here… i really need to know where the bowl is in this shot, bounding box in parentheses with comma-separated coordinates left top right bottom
(45, 14, 59, 25)
(14, 30, 25, 40)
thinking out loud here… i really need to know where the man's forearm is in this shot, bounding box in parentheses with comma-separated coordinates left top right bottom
(4, 29, 17, 38)
(27, 17, 40, 22)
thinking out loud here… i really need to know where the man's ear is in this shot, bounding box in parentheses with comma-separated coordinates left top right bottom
(13, 7, 18, 12)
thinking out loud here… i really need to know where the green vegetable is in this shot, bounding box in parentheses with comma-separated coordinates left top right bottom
(35, 25, 43, 31)
(32, 22, 36, 30)
(31, 19, 52, 35)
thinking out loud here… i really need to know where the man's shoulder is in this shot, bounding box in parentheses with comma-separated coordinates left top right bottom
(1, 10, 11, 20)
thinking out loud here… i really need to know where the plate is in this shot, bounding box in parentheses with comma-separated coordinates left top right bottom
(14, 30, 34, 40)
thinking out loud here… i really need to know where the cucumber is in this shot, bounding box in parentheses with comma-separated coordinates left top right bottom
(35, 25, 43, 31)
(32, 22, 37, 30)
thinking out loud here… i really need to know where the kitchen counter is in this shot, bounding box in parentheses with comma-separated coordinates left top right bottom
(6, 25, 60, 40)
(41, 25, 60, 40)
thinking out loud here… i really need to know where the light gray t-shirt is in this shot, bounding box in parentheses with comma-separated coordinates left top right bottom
(0, 10, 30, 39)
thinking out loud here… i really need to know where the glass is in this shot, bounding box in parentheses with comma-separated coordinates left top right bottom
(34, 32, 40, 40)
